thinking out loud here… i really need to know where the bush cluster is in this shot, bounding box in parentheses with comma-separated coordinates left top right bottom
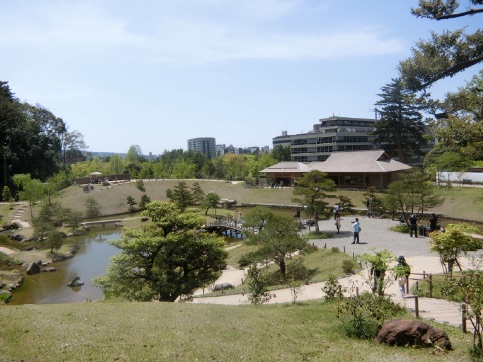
(337, 292, 406, 339)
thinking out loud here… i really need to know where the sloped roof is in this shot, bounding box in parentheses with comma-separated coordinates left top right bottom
(262, 150, 411, 174)
(260, 162, 312, 173)
(316, 150, 411, 173)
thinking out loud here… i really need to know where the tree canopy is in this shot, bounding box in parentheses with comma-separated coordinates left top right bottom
(93, 201, 227, 302)
(245, 212, 307, 278)
(400, 0, 483, 91)
(372, 78, 427, 163)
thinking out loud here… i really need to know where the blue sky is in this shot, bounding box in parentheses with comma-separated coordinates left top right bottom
(1, 0, 480, 154)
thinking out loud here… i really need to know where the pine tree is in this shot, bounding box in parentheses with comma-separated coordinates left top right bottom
(372, 78, 427, 163)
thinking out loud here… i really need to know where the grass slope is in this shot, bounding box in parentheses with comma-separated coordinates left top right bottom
(0, 301, 472, 361)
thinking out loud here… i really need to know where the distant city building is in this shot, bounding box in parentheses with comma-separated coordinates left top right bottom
(246, 147, 260, 154)
(272, 116, 378, 162)
(216, 144, 225, 157)
(260, 146, 270, 154)
(187, 137, 216, 158)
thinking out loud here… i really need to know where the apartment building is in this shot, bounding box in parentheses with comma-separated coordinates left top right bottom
(187, 137, 216, 158)
(272, 116, 378, 162)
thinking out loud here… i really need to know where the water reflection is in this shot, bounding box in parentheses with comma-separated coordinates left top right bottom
(9, 231, 121, 305)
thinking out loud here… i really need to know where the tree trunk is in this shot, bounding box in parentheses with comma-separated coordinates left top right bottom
(279, 259, 286, 277)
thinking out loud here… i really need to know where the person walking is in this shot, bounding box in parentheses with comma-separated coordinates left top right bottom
(335, 213, 341, 234)
(395, 255, 411, 297)
(351, 218, 361, 244)
(409, 214, 418, 237)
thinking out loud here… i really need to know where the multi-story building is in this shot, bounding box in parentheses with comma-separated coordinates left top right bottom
(187, 137, 216, 158)
(272, 116, 378, 162)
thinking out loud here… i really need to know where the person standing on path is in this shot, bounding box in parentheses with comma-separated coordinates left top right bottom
(335, 213, 341, 234)
(395, 255, 411, 297)
(333, 204, 339, 220)
(409, 214, 418, 237)
(351, 218, 361, 244)
(429, 213, 438, 232)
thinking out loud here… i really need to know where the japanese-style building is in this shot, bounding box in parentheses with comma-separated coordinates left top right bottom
(260, 150, 411, 190)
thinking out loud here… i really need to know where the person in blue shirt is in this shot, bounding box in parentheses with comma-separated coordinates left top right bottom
(351, 218, 361, 244)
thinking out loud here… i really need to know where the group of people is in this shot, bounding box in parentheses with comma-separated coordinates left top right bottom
(332, 204, 415, 297)
(409, 213, 440, 237)
(333, 205, 362, 244)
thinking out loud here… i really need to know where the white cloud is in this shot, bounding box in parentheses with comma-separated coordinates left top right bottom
(0, 0, 404, 64)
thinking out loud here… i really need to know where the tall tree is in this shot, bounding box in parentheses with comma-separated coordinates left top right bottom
(166, 182, 194, 212)
(400, 1, 482, 91)
(107, 154, 125, 175)
(292, 170, 336, 233)
(0, 82, 24, 192)
(13, 174, 46, 218)
(93, 201, 227, 302)
(190, 182, 205, 204)
(271, 145, 291, 162)
(125, 145, 146, 164)
(59, 129, 87, 167)
(372, 78, 427, 163)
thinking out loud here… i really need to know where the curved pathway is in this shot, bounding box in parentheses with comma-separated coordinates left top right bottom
(191, 216, 480, 333)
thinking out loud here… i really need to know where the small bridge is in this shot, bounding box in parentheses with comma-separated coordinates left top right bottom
(203, 220, 243, 236)
(80, 219, 122, 229)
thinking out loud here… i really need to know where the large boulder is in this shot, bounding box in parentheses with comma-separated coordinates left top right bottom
(67, 277, 84, 287)
(375, 319, 451, 350)
(26, 261, 41, 275)
(212, 282, 234, 292)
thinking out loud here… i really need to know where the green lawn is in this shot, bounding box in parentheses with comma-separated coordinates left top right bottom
(0, 300, 474, 361)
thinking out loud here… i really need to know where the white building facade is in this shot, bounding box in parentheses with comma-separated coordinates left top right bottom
(273, 116, 378, 162)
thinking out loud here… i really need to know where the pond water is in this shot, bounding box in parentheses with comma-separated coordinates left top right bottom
(8, 231, 121, 305)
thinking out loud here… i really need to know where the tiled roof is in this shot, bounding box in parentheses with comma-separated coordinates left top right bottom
(262, 150, 411, 174)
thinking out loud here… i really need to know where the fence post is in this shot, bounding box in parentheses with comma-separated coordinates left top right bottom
(356, 287, 359, 297)
(429, 274, 433, 298)
(414, 296, 419, 318)
(461, 303, 467, 334)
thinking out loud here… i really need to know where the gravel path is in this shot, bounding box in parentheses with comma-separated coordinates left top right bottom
(191, 216, 481, 331)
(307, 215, 435, 258)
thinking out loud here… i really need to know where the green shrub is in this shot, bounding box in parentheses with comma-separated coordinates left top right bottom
(337, 292, 405, 339)
(322, 275, 345, 301)
(303, 231, 332, 240)
(331, 247, 340, 253)
(286, 259, 310, 281)
(391, 224, 410, 233)
(238, 252, 258, 268)
(136, 179, 145, 192)
(342, 260, 355, 274)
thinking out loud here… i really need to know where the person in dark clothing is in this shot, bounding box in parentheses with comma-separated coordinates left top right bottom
(409, 214, 418, 237)
(429, 213, 438, 232)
